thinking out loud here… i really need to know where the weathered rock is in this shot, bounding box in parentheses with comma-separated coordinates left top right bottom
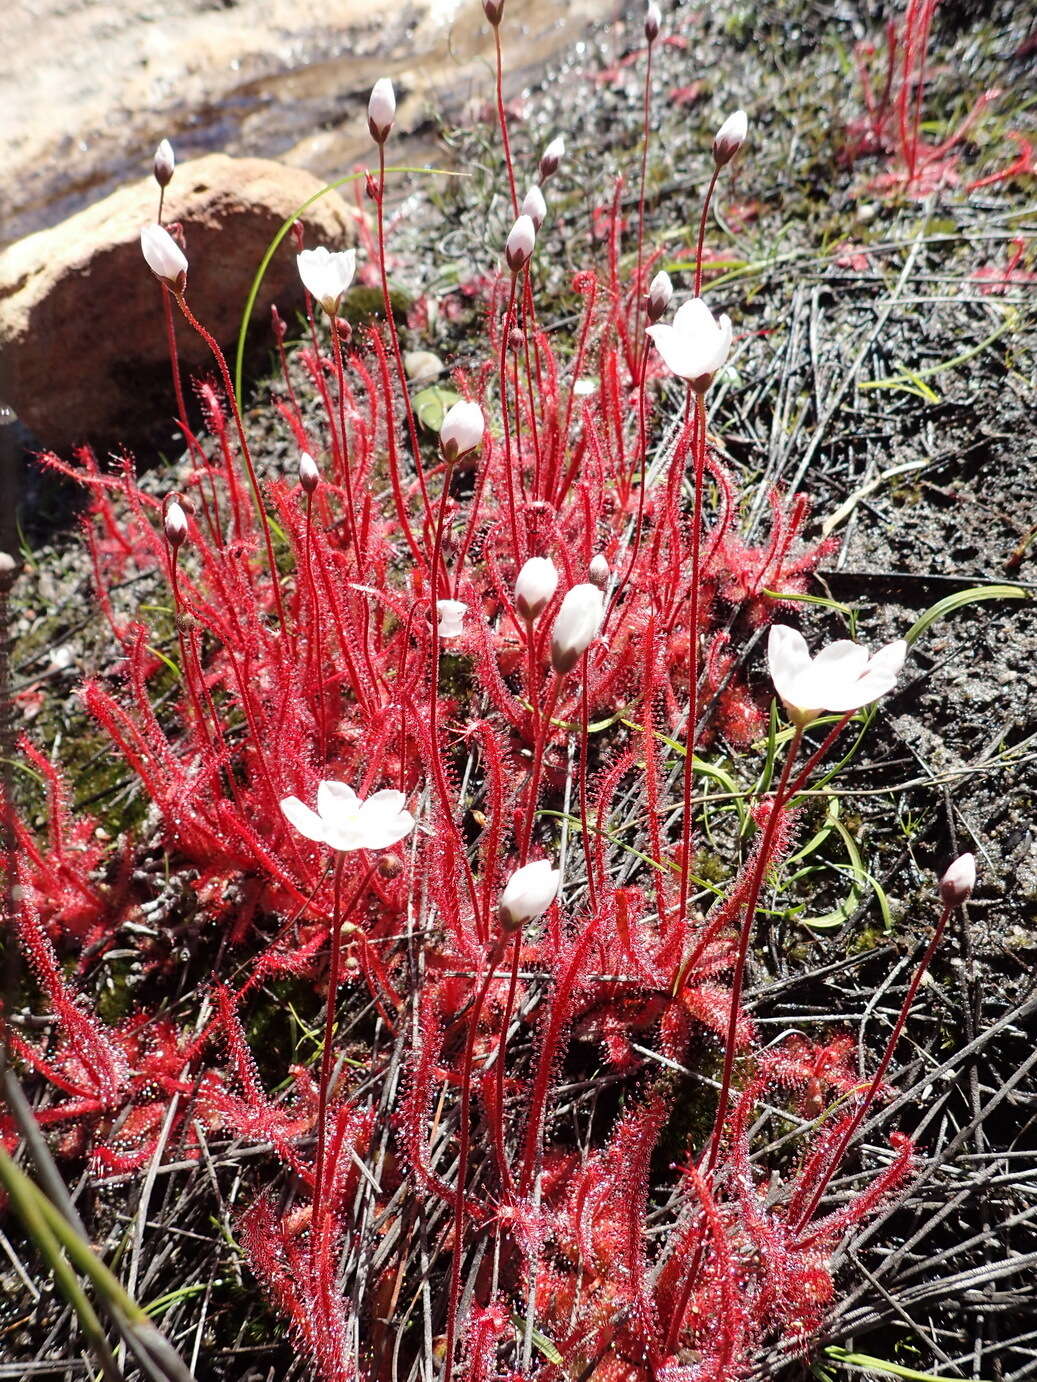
(0, 154, 355, 451)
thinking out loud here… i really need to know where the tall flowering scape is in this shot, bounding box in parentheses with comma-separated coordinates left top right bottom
(3, 8, 975, 1380)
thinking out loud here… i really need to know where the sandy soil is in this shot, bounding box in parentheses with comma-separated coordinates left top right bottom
(2, 0, 616, 247)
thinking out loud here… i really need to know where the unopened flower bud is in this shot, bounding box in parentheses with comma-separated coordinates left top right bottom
(713, 109, 748, 167)
(939, 853, 976, 908)
(368, 77, 396, 144)
(440, 400, 484, 462)
(644, 1, 661, 42)
(646, 269, 673, 323)
(483, 0, 504, 24)
(498, 859, 560, 932)
(522, 183, 547, 231)
(153, 139, 175, 188)
(299, 452, 320, 494)
(140, 223, 188, 291)
(437, 599, 467, 639)
(515, 556, 558, 622)
(508, 327, 525, 353)
(378, 853, 403, 880)
(163, 498, 188, 548)
(588, 553, 609, 589)
(550, 582, 605, 675)
(505, 214, 536, 273)
(538, 135, 565, 183)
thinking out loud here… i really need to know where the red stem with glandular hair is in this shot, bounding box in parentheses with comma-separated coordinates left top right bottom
(172, 292, 289, 640)
(792, 899, 953, 1235)
(375, 145, 435, 554)
(674, 392, 707, 939)
(443, 940, 505, 1382)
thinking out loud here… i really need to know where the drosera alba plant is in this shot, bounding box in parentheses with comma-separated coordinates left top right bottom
(840, 0, 1005, 196)
(5, 3, 989, 1379)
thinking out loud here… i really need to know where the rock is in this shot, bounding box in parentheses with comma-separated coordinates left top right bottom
(0, 154, 355, 452)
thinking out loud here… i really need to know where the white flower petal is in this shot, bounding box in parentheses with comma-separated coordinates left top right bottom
(317, 780, 359, 823)
(279, 796, 328, 843)
(767, 625, 811, 695)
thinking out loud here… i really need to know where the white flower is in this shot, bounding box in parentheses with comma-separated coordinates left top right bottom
(140, 223, 187, 289)
(296, 246, 357, 316)
(644, 1, 662, 41)
(646, 297, 732, 391)
(713, 109, 748, 167)
(437, 599, 467, 639)
(539, 135, 565, 181)
(767, 624, 908, 728)
(646, 269, 673, 323)
(551, 582, 605, 674)
(522, 184, 547, 231)
(939, 853, 976, 908)
(153, 139, 175, 188)
(499, 859, 560, 931)
(280, 781, 415, 852)
(368, 77, 396, 142)
(299, 452, 320, 493)
(573, 378, 597, 397)
(515, 556, 558, 622)
(440, 400, 484, 461)
(505, 215, 536, 273)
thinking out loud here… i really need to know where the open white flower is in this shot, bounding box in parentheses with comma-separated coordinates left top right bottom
(437, 599, 467, 639)
(767, 625, 908, 728)
(280, 781, 414, 852)
(297, 246, 357, 316)
(499, 859, 560, 931)
(646, 297, 732, 391)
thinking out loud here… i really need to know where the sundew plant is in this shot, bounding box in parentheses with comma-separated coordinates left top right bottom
(3, 3, 1018, 1381)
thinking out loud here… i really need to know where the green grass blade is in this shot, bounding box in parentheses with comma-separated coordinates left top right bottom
(826, 1345, 991, 1382)
(905, 583, 1029, 646)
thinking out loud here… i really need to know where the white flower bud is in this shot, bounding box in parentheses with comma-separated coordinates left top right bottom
(550, 582, 605, 675)
(521, 184, 547, 231)
(368, 77, 396, 144)
(939, 853, 976, 908)
(299, 452, 320, 494)
(538, 135, 565, 182)
(588, 554, 609, 589)
(646, 269, 673, 323)
(153, 139, 175, 189)
(505, 214, 536, 273)
(439, 400, 484, 462)
(515, 556, 558, 622)
(140, 223, 187, 290)
(713, 109, 748, 167)
(644, 1, 661, 41)
(163, 499, 188, 548)
(437, 599, 467, 639)
(498, 859, 560, 931)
